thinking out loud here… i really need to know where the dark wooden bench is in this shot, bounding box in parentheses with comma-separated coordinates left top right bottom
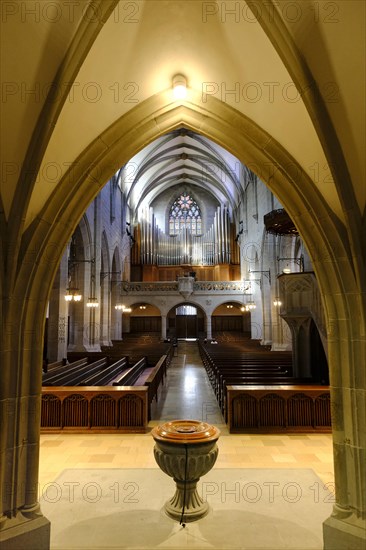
(144, 355, 168, 419)
(227, 385, 331, 433)
(47, 358, 67, 370)
(101, 340, 172, 366)
(41, 386, 149, 432)
(42, 357, 89, 385)
(198, 341, 308, 417)
(44, 358, 108, 386)
(220, 375, 312, 416)
(112, 357, 147, 386)
(79, 357, 129, 386)
(43, 358, 67, 373)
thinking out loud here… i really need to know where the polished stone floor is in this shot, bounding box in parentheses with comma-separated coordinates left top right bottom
(39, 341, 335, 549)
(150, 340, 225, 425)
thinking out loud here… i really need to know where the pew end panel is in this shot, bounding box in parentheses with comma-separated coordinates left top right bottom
(227, 385, 332, 434)
(41, 386, 149, 433)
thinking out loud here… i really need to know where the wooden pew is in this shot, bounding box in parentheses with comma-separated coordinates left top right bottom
(219, 375, 312, 416)
(41, 386, 148, 432)
(199, 340, 301, 417)
(80, 357, 129, 386)
(42, 357, 89, 385)
(143, 355, 168, 419)
(226, 385, 331, 433)
(112, 357, 147, 386)
(44, 358, 109, 386)
(43, 358, 67, 373)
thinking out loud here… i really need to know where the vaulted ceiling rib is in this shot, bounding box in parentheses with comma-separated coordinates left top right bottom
(121, 130, 246, 218)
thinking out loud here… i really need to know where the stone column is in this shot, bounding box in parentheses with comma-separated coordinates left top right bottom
(90, 197, 102, 350)
(271, 307, 288, 351)
(281, 317, 311, 376)
(111, 307, 122, 340)
(67, 301, 88, 351)
(206, 314, 212, 339)
(261, 297, 272, 346)
(47, 251, 68, 362)
(161, 314, 167, 340)
(249, 293, 262, 340)
(113, 309, 124, 340)
(323, 335, 366, 549)
(99, 275, 111, 346)
(0, 299, 50, 549)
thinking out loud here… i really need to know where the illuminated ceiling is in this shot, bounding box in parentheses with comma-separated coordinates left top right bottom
(1, 0, 364, 232)
(119, 128, 249, 219)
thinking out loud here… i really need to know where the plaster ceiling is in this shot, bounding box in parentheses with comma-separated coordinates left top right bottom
(1, 0, 365, 231)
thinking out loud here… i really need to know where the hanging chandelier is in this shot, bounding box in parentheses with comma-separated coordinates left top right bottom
(65, 289, 82, 302)
(241, 292, 256, 312)
(86, 297, 99, 308)
(115, 304, 132, 313)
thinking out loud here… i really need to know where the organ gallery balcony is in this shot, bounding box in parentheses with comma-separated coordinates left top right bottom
(122, 281, 248, 295)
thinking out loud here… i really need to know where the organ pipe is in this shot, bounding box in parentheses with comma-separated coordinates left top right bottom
(138, 206, 234, 266)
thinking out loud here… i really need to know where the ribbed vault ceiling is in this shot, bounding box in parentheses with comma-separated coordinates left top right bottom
(119, 128, 253, 219)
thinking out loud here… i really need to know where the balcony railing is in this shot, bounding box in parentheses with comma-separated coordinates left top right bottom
(122, 281, 247, 293)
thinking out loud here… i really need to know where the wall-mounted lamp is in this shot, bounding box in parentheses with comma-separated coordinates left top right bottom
(139, 305, 147, 310)
(273, 298, 282, 307)
(172, 74, 187, 100)
(226, 304, 233, 309)
(64, 256, 95, 302)
(248, 269, 271, 285)
(115, 304, 132, 313)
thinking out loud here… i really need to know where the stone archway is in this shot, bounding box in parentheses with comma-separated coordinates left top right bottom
(167, 302, 205, 340)
(2, 95, 364, 548)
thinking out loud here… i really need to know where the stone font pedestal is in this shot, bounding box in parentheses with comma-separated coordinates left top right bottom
(152, 420, 220, 523)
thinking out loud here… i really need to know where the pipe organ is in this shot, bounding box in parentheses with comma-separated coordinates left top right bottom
(136, 206, 233, 266)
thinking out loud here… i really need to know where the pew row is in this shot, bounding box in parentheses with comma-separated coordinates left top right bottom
(42, 357, 89, 384)
(40, 351, 173, 432)
(143, 354, 168, 419)
(80, 357, 129, 386)
(112, 357, 147, 386)
(41, 387, 148, 433)
(45, 358, 108, 386)
(227, 385, 331, 433)
(43, 358, 67, 373)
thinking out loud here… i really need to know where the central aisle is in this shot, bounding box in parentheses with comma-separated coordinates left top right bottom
(150, 340, 225, 426)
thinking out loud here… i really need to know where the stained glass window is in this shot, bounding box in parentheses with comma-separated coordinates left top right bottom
(169, 192, 202, 235)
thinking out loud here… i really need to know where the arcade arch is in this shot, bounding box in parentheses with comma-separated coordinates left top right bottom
(3, 96, 364, 548)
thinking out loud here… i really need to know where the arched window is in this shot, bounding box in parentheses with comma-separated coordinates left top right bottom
(176, 305, 197, 316)
(169, 192, 202, 235)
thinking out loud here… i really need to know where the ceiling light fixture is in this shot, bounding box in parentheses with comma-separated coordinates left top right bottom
(172, 74, 187, 100)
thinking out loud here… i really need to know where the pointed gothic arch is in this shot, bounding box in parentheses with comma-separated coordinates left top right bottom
(4, 94, 364, 547)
